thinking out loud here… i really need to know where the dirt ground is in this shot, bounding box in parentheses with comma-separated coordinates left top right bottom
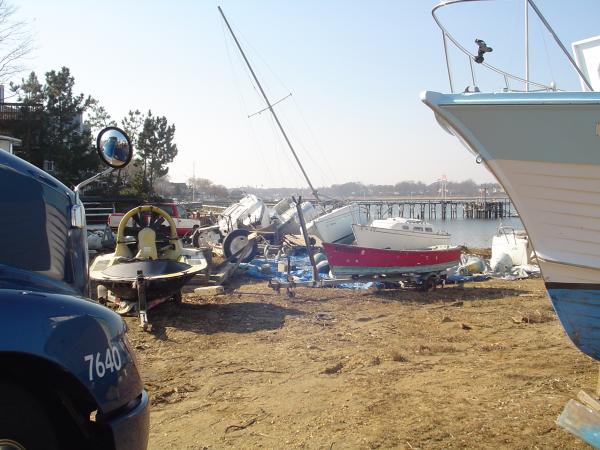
(124, 276, 596, 449)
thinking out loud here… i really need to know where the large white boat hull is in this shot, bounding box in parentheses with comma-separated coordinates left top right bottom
(423, 90, 600, 360)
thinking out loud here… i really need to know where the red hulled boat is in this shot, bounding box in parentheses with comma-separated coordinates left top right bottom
(322, 242, 462, 278)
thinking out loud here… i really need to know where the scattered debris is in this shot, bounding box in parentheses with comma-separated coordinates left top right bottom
(225, 417, 257, 433)
(194, 285, 225, 296)
(322, 362, 344, 375)
(315, 312, 335, 321)
(391, 352, 409, 362)
(512, 310, 556, 324)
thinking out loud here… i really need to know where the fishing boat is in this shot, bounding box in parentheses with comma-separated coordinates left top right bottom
(322, 242, 461, 278)
(421, 0, 600, 361)
(306, 203, 369, 244)
(352, 217, 450, 250)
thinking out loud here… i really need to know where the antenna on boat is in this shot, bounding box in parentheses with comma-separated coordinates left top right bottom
(218, 6, 321, 203)
(524, 0, 529, 92)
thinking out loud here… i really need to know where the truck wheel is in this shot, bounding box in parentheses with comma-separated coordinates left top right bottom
(172, 290, 183, 304)
(0, 380, 59, 450)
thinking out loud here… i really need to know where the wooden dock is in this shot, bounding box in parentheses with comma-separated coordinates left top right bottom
(201, 197, 514, 221)
(355, 197, 513, 220)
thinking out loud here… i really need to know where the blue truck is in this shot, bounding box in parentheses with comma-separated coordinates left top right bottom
(0, 127, 149, 449)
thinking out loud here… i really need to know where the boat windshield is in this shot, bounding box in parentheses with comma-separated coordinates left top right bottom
(176, 205, 188, 219)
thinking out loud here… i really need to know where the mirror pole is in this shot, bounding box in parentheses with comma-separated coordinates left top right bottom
(73, 166, 116, 203)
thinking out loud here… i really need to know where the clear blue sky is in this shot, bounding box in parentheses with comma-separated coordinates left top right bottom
(10, 0, 600, 188)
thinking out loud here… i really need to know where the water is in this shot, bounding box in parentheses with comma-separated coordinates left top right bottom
(429, 217, 523, 248)
(363, 203, 523, 249)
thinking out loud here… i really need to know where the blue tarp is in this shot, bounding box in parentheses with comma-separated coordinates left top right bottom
(446, 273, 492, 284)
(238, 256, 376, 289)
(239, 253, 503, 289)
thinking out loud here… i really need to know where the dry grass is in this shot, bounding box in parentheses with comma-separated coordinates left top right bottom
(480, 342, 510, 352)
(521, 310, 556, 324)
(129, 277, 595, 450)
(391, 351, 409, 362)
(414, 343, 458, 354)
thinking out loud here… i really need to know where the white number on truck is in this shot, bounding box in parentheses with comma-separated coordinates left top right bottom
(84, 346, 123, 381)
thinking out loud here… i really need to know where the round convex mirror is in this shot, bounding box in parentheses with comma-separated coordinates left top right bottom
(96, 126, 133, 169)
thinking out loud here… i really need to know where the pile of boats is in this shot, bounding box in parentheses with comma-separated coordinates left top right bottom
(191, 193, 462, 282)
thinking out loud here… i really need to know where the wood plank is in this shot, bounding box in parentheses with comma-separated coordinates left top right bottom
(578, 390, 600, 412)
(557, 399, 600, 448)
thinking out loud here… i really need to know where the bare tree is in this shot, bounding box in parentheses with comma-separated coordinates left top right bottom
(0, 0, 33, 83)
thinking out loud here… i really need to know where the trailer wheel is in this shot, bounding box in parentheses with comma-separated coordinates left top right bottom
(223, 229, 257, 263)
(422, 275, 437, 292)
(0, 380, 58, 450)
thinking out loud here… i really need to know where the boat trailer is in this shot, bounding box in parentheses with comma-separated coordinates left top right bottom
(268, 269, 447, 298)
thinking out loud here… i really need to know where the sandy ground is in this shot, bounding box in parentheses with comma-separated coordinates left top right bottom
(124, 277, 596, 449)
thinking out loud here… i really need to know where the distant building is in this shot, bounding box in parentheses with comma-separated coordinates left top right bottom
(0, 85, 44, 166)
(228, 189, 245, 201)
(155, 181, 190, 199)
(0, 135, 21, 154)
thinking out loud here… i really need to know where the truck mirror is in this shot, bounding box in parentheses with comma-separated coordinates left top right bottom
(96, 127, 133, 169)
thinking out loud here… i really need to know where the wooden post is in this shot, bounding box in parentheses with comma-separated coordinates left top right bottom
(293, 196, 319, 283)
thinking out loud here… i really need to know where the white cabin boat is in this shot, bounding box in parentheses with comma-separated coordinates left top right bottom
(353, 217, 450, 251)
(218, 194, 270, 235)
(306, 203, 368, 244)
(271, 197, 321, 236)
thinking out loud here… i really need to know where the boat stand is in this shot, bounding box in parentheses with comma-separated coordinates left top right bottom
(136, 270, 150, 331)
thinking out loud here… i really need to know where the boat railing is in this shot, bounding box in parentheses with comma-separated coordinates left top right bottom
(497, 225, 515, 242)
(432, 0, 594, 93)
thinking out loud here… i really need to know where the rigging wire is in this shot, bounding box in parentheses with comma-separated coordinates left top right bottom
(274, 103, 331, 188)
(289, 94, 339, 185)
(266, 111, 306, 189)
(220, 16, 280, 187)
(235, 27, 337, 188)
(535, 10, 556, 86)
(219, 14, 318, 199)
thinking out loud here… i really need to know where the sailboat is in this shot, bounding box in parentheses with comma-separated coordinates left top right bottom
(219, 7, 366, 244)
(353, 217, 450, 251)
(422, 0, 600, 361)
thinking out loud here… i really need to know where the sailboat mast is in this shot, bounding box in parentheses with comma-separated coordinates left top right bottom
(218, 6, 320, 202)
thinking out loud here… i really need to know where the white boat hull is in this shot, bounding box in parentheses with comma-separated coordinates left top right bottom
(352, 223, 450, 250)
(218, 194, 270, 234)
(490, 228, 532, 271)
(423, 91, 600, 284)
(306, 203, 368, 244)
